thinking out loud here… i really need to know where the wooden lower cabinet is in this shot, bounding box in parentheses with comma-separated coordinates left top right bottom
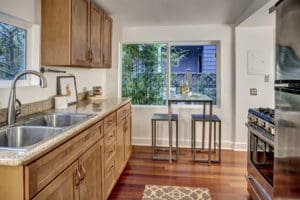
(32, 162, 79, 200)
(115, 119, 125, 175)
(33, 140, 103, 200)
(124, 114, 132, 162)
(79, 141, 102, 200)
(115, 107, 132, 179)
(0, 101, 132, 200)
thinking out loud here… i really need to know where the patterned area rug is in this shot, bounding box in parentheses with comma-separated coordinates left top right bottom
(142, 185, 211, 200)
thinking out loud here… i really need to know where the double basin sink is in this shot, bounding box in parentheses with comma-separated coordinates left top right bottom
(0, 113, 95, 151)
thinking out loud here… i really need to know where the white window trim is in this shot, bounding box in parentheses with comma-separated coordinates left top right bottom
(0, 12, 40, 88)
(120, 41, 221, 107)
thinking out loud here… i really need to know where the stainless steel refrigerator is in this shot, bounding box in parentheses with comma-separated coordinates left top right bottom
(272, 0, 300, 199)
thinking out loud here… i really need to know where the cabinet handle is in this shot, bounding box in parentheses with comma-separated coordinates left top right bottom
(90, 51, 93, 62)
(79, 163, 86, 182)
(108, 120, 114, 124)
(75, 168, 81, 188)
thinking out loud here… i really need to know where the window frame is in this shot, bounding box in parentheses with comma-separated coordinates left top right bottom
(120, 41, 221, 107)
(0, 12, 40, 88)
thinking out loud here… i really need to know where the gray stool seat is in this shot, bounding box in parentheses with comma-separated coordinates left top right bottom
(151, 113, 179, 161)
(152, 113, 178, 121)
(191, 114, 221, 163)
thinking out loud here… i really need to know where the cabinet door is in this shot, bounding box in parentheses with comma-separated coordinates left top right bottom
(78, 141, 102, 200)
(33, 162, 79, 200)
(124, 115, 132, 161)
(102, 14, 112, 67)
(90, 3, 103, 67)
(71, 0, 90, 66)
(116, 120, 125, 176)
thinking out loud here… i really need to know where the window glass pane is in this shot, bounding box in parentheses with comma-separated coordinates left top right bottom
(0, 21, 26, 80)
(122, 44, 167, 105)
(170, 44, 217, 104)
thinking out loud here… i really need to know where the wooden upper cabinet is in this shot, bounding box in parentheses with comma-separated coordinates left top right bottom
(90, 3, 103, 67)
(41, 0, 112, 68)
(71, 0, 90, 66)
(102, 14, 113, 67)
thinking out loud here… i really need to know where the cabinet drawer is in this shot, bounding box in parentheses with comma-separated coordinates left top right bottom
(104, 142, 116, 164)
(104, 126, 116, 145)
(117, 103, 131, 123)
(104, 158, 115, 199)
(25, 123, 101, 199)
(104, 112, 116, 132)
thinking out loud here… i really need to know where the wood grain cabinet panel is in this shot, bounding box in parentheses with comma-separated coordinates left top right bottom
(90, 3, 103, 67)
(115, 104, 132, 181)
(78, 141, 102, 200)
(25, 124, 100, 199)
(124, 114, 132, 161)
(0, 102, 131, 200)
(32, 162, 79, 200)
(71, 0, 90, 66)
(41, 0, 112, 68)
(102, 14, 113, 67)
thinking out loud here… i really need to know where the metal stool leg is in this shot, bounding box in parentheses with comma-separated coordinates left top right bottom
(176, 120, 179, 160)
(214, 121, 216, 152)
(192, 120, 196, 161)
(219, 121, 221, 162)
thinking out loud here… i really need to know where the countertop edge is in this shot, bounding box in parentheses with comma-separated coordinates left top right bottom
(0, 97, 131, 166)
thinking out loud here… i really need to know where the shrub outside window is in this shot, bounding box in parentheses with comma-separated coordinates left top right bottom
(0, 21, 26, 80)
(122, 43, 218, 105)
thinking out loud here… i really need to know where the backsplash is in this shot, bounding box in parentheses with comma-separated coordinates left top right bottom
(0, 91, 90, 124)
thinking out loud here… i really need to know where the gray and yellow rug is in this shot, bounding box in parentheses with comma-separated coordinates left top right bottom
(142, 185, 211, 200)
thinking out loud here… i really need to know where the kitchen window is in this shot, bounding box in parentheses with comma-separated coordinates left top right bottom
(121, 42, 219, 105)
(0, 21, 26, 80)
(0, 12, 40, 87)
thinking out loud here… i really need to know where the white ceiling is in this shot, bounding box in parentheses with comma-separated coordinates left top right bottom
(95, 0, 254, 27)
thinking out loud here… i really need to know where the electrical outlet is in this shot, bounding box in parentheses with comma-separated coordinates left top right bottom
(264, 75, 270, 82)
(250, 88, 257, 96)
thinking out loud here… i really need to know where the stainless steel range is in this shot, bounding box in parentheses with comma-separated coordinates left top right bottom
(246, 108, 275, 200)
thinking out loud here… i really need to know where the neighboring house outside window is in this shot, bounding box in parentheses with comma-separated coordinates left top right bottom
(122, 42, 219, 105)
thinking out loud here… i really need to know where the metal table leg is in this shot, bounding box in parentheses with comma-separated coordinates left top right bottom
(168, 100, 172, 164)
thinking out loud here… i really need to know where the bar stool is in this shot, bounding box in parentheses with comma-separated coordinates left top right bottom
(151, 113, 179, 160)
(191, 114, 221, 163)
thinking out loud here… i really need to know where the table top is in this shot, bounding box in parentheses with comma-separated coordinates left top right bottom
(168, 94, 212, 103)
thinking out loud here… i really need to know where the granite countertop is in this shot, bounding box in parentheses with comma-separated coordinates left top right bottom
(0, 97, 131, 166)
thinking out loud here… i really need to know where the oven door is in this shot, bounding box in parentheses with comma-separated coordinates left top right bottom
(247, 123, 273, 200)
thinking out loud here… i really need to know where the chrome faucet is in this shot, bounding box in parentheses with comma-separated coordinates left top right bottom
(7, 70, 47, 125)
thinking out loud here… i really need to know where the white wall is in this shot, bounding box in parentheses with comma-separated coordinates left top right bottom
(0, 0, 114, 108)
(121, 25, 236, 149)
(235, 27, 275, 148)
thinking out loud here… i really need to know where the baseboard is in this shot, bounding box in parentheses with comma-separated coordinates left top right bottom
(132, 137, 247, 151)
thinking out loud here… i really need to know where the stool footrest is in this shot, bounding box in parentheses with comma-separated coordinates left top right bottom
(191, 114, 220, 121)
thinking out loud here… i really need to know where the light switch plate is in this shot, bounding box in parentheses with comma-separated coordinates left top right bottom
(250, 88, 257, 96)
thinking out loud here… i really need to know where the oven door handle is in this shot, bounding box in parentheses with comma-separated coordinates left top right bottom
(246, 175, 272, 200)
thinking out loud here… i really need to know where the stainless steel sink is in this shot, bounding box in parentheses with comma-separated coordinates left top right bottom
(0, 126, 63, 150)
(24, 113, 94, 128)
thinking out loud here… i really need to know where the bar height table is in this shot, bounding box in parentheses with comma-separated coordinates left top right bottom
(167, 95, 213, 165)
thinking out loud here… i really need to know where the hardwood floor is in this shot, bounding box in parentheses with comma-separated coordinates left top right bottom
(109, 146, 249, 200)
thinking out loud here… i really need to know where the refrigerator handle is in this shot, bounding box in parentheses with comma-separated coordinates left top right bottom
(269, 0, 285, 13)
